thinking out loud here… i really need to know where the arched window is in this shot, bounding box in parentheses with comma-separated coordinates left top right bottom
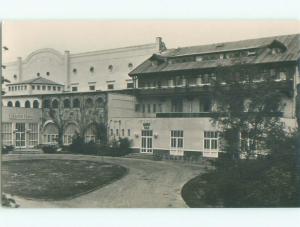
(7, 101, 13, 107)
(43, 99, 50, 108)
(33, 100, 39, 108)
(52, 99, 59, 109)
(25, 100, 31, 108)
(43, 123, 59, 145)
(63, 99, 71, 108)
(84, 125, 97, 143)
(15, 101, 20, 107)
(64, 124, 79, 145)
(73, 98, 80, 108)
(85, 98, 93, 108)
(95, 97, 104, 108)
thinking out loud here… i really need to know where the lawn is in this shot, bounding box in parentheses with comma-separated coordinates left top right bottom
(2, 159, 127, 201)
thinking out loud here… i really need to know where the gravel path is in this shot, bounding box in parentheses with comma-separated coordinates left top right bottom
(2, 154, 205, 208)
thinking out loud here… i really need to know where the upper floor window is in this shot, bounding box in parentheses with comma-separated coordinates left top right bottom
(89, 85, 95, 91)
(171, 130, 184, 149)
(58, 87, 61, 91)
(47, 86, 51, 91)
(64, 99, 71, 108)
(199, 96, 212, 112)
(107, 84, 114, 90)
(128, 63, 133, 69)
(90, 66, 94, 73)
(42, 85, 46, 90)
(32, 85, 35, 90)
(72, 87, 78, 92)
(108, 65, 113, 72)
(127, 83, 134, 89)
(46, 72, 50, 76)
(135, 104, 140, 112)
(37, 72, 40, 77)
(171, 98, 183, 112)
(53, 86, 56, 91)
(37, 85, 40, 90)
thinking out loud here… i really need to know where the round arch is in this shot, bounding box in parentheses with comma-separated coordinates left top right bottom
(15, 100, 21, 107)
(7, 101, 13, 107)
(25, 100, 31, 108)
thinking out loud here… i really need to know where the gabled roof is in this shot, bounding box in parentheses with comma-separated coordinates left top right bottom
(8, 77, 63, 86)
(129, 34, 300, 76)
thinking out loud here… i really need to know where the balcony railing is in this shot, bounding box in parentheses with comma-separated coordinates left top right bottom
(156, 112, 283, 118)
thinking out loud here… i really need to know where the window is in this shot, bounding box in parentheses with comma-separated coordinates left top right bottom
(63, 124, 78, 145)
(128, 129, 131, 137)
(42, 85, 46, 90)
(158, 104, 162, 112)
(73, 68, 77, 74)
(25, 100, 31, 108)
(147, 104, 151, 113)
(73, 98, 80, 108)
(84, 127, 96, 143)
(95, 97, 104, 108)
(171, 130, 184, 148)
(72, 87, 78, 92)
(53, 86, 56, 91)
(52, 99, 59, 109)
(241, 131, 257, 153)
(37, 72, 40, 77)
(90, 66, 94, 72)
(46, 72, 50, 76)
(13, 74, 17, 79)
(201, 74, 210, 84)
(1, 123, 12, 146)
(28, 123, 39, 147)
(64, 99, 71, 108)
(43, 99, 50, 108)
(7, 101, 13, 107)
(47, 86, 51, 90)
(128, 63, 133, 69)
(8, 87, 11, 91)
(24, 85, 27, 90)
(15, 101, 20, 107)
(153, 104, 156, 113)
(127, 83, 134, 88)
(37, 85, 40, 90)
(199, 96, 212, 112)
(89, 85, 95, 91)
(204, 131, 219, 150)
(33, 100, 39, 108)
(32, 85, 35, 90)
(43, 123, 58, 145)
(85, 98, 93, 108)
(135, 104, 140, 112)
(108, 65, 113, 71)
(110, 129, 114, 136)
(142, 104, 146, 113)
(58, 87, 61, 91)
(171, 98, 183, 112)
(122, 129, 125, 137)
(116, 129, 119, 136)
(107, 84, 114, 90)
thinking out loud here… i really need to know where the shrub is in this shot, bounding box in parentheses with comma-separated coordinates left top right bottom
(42, 145, 58, 154)
(2, 145, 14, 154)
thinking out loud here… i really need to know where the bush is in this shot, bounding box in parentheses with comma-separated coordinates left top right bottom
(2, 145, 14, 154)
(68, 135, 132, 157)
(42, 145, 58, 154)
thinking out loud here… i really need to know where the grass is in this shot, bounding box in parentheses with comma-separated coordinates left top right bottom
(2, 159, 127, 201)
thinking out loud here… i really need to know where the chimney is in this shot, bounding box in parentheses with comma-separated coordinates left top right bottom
(155, 37, 164, 52)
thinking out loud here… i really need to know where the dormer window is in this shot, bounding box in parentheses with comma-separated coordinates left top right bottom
(46, 72, 50, 76)
(37, 72, 40, 77)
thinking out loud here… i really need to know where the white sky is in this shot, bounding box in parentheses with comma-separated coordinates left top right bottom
(3, 20, 300, 63)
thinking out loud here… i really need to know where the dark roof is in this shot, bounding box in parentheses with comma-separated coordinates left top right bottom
(129, 34, 300, 76)
(8, 77, 63, 86)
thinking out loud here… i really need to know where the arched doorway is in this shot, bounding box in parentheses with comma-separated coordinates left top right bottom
(43, 123, 59, 145)
(63, 124, 79, 145)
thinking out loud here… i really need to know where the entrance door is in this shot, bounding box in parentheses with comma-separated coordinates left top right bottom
(15, 123, 26, 148)
(141, 130, 153, 153)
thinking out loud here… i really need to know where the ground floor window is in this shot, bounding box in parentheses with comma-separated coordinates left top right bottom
(240, 131, 257, 152)
(43, 123, 59, 145)
(28, 123, 39, 147)
(170, 130, 184, 149)
(204, 131, 219, 150)
(63, 124, 78, 145)
(15, 123, 26, 148)
(1, 123, 13, 146)
(141, 130, 153, 153)
(84, 126, 96, 143)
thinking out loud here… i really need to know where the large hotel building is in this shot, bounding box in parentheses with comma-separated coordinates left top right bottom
(1, 34, 300, 157)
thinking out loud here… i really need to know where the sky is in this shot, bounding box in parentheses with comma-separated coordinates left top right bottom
(2, 20, 300, 62)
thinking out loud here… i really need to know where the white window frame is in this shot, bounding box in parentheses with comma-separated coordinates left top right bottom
(203, 131, 219, 151)
(170, 130, 184, 156)
(28, 123, 39, 147)
(2, 123, 13, 146)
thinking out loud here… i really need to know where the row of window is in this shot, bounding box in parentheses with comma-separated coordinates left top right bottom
(43, 97, 104, 109)
(8, 84, 62, 92)
(72, 63, 134, 74)
(1, 123, 39, 147)
(135, 98, 212, 113)
(135, 103, 163, 113)
(139, 69, 289, 89)
(110, 128, 131, 137)
(7, 100, 40, 108)
(71, 82, 133, 92)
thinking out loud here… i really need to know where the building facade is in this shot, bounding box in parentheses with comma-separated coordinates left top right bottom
(2, 34, 300, 158)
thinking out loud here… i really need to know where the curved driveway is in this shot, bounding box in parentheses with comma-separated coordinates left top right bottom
(3, 154, 205, 208)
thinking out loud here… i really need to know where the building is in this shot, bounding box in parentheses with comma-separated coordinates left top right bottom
(2, 34, 300, 158)
(109, 34, 300, 157)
